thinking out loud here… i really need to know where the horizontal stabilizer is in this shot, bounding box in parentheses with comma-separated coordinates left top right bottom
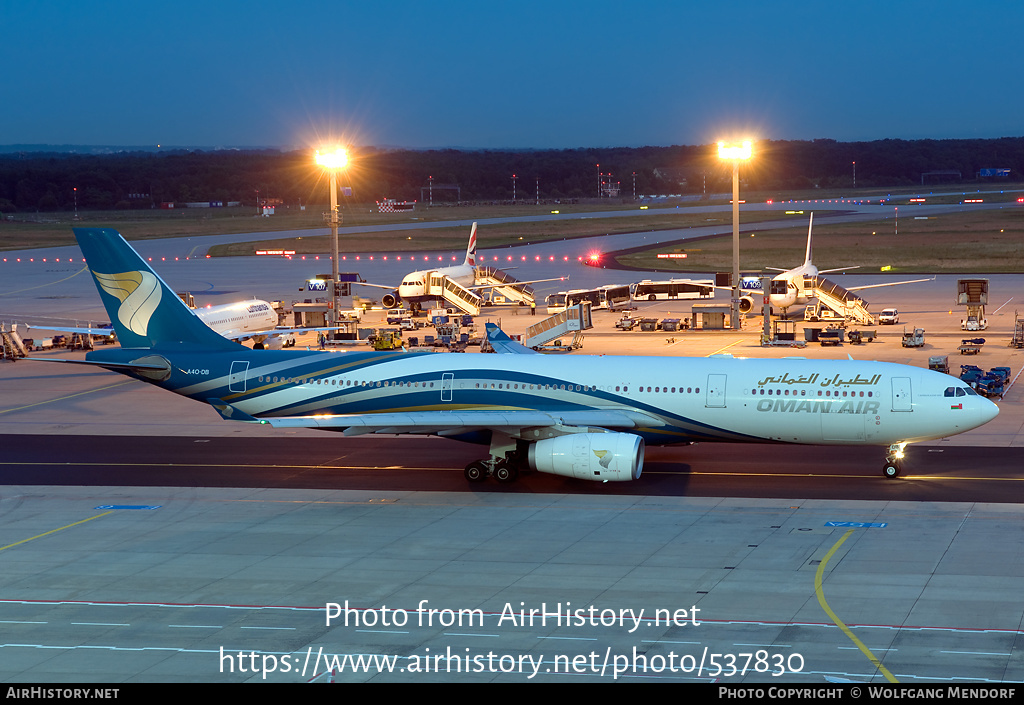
(208, 399, 259, 422)
(25, 357, 170, 372)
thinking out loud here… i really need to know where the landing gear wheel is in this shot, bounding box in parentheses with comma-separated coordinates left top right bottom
(494, 462, 519, 483)
(883, 463, 901, 479)
(464, 462, 488, 482)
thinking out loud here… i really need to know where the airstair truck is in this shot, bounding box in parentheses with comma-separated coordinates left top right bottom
(957, 279, 988, 331)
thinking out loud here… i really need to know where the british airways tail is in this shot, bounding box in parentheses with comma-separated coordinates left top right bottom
(464, 222, 477, 267)
(74, 228, 239, 351)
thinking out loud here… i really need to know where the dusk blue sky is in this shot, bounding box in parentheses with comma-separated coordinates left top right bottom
(5, 1, 1022, 150)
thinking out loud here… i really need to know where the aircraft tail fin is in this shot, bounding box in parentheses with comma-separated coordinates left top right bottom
(485, 322, 539, 354)
(465, 222, 477, 267)
(73, 228, 239, 351)
(803, 213, 814, 267)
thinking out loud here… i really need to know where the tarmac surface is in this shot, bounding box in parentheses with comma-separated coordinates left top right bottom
(1, 201, 1024, 683)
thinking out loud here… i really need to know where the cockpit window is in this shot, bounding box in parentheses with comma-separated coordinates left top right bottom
(948, 386, 979, 397)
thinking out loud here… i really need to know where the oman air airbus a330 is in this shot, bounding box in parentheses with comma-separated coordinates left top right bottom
(32, 228, 998, 483)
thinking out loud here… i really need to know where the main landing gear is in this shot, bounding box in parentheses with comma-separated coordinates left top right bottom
(464, 456, 522, 483)
(883, 443, 907, 478)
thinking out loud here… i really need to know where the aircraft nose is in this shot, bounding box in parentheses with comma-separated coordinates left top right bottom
(979, 397, 1000, 425)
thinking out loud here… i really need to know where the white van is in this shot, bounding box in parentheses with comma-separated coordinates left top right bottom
(879, 308, 899, 325)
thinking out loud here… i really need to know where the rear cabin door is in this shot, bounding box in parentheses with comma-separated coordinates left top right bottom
(229, 361, 249, 393)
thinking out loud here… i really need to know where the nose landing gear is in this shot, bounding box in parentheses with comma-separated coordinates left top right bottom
(883, 443, 907, 478)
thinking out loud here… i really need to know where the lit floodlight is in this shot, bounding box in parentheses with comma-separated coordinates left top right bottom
(716, 140, 754, 331)
(315, 147, 349, 169)
(717, 140, 752, 161)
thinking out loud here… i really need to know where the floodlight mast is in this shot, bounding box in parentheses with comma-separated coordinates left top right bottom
(718, 140, 753, 331)
(315, 148, 349, 333)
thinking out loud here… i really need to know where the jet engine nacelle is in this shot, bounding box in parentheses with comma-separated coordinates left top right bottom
(738, 295, 755, 314)
(527, 433, 644, 481)
(382, 291, 402, 309)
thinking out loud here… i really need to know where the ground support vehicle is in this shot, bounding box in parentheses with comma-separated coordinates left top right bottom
(847, 329, 876, 344)
(370, 329, 402, 351)
(959, 365, 984, 385)
(878, 308, 899, 325)
(975, 368, 1010, 397)
(901, 327, 925, 348)
(818, 328, 843, 346)
(959, 337, 985, 355)
(1011, 313, 1024, 348)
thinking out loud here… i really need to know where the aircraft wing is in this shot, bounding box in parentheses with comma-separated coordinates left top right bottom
(485, 322, 539, 354)
(208, 399, 660, 436)
(26, 324, 112, 336)
(846, 277, 935, 292)
(467, 276, 568, 290)
(241, 325, 352, 340)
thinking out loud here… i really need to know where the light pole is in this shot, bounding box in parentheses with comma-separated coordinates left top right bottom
(315, 147, 349, 335)
(718, 140, 753, 330)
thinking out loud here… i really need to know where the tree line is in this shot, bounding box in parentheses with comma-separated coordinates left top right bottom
(0, 137, 1021, 213)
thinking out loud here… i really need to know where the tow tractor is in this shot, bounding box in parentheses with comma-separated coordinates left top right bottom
(901, 327, 925, 348)
(369, 328, 402, 351)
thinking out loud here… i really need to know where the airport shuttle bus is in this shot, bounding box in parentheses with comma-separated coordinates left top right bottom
(634, 279, 715, 301)
(545, 291, 571, 314)
(598, 284, 632, 310)
(547, 285, 633, 314)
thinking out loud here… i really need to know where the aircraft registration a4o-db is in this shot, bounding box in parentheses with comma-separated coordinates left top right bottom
(33, 228, 998, 483)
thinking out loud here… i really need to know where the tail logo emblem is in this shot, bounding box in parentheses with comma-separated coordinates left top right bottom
(466, 223, 477, 267)
(94, 270, 162, 336)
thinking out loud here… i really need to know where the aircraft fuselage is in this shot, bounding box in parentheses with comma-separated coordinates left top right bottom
(87, 347, 996, 448)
